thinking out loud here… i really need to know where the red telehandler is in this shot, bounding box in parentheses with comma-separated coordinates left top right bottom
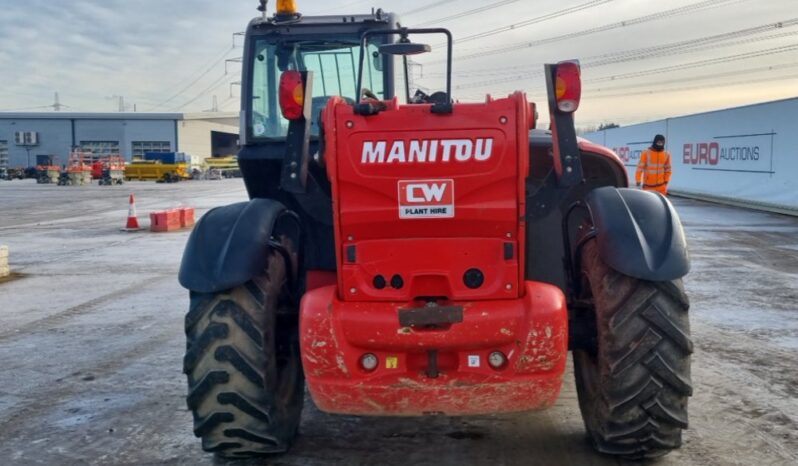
(179, 1, 692, 460)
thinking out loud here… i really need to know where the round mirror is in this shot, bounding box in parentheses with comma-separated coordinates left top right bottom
(378, 42, 431, 56)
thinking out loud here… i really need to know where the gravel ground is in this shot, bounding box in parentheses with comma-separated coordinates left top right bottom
(0, 178, 796, 465)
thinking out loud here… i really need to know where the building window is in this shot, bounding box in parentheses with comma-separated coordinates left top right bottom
(132, 141, 171, 159)
(0, 140, 8, 168)
(80, 141, 120, 161)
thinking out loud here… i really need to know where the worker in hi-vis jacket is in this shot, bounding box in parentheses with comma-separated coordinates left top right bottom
(635, 134, 672, 195)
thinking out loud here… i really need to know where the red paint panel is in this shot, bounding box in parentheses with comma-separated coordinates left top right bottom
(322, 93, 531, 302)
(300, 281, 568, 416)
(577, 139, 629, 186)
(340, 237, 518, 301)
(306, 270, 337, 293)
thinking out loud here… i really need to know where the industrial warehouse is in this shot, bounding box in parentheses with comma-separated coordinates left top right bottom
(0, 111, 239, 169)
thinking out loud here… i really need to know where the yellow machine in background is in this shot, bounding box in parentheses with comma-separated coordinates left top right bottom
(125, 160, 189, 182)
(203, 155, 241, 178)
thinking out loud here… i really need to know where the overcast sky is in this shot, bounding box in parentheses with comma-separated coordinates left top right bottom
(0, 0, 796, 127)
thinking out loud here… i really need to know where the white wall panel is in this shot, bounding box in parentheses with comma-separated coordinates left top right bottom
(584, 98, 798, 213)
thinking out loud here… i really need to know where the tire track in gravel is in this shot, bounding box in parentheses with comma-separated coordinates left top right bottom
(0, 324, 180, 432)
(0, 274, 168, 340)
(686, 324, 798, 465)
(10, 236, 144, 270)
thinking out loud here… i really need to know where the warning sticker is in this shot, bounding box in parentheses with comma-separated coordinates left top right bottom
(467, 355, 480, 368)
(397, 179, 455, 219)
(385, 356, 399, 369)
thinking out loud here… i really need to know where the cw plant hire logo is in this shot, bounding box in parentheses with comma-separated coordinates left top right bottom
(398, 179, 455, 219)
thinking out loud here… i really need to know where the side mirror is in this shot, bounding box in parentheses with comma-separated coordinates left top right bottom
(356, 28, 452, 114)
(378, 42, 430, 56)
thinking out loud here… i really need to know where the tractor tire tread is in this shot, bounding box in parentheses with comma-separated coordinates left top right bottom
(574, 240, 692, 460)
(213, 345, 265, 388)
(183, 322, 229, 374)
(187, 370, 229, 410)
(223, 428, 280, 447)
(217, 392, 272, 423)
(183, 246, 303, 458)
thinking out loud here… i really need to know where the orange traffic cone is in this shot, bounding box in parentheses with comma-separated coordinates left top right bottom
(123, 193, 141, 231)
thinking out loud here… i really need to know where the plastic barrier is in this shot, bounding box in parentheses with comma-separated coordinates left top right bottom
(149, 207, 195, 232)
(179, 207, 195, 228)
(150, 210, 182, 232)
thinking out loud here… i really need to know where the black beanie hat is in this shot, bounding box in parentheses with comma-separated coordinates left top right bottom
(651, 134, 665, 150)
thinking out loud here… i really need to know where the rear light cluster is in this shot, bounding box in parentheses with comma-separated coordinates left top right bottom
(488, 351, 507, 369)
(554, 60, 581, 113)
(358, 351, 508, 373)
(360, 353, 379, 372)
(278, 70, 305, 120)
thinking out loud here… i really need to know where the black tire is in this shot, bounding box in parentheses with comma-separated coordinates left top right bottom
(573, 240, 692, 460)
(183, 242, 304, 457)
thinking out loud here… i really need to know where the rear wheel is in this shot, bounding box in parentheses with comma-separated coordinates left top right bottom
(183, 243, 304, 457)
(573, 240, 692, 460)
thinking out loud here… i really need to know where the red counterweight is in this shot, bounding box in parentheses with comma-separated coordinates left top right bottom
(297, 93, 568, 416)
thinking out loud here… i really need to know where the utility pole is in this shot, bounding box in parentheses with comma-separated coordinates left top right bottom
(107, 95, 127, 112)
(53, 92, 64, 111)
(44, 92, 68, 111)
(230, 81, 241, 98)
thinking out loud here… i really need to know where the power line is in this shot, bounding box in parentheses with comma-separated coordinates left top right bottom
(583, 19, 798, 66)
(587, 71, 798, 99)
(587, 61, 798, 94)
(447, 21, 798, 88)
(399, 1, 460, 18)
(414, 0, 521, 27)
(456, 42, 798, 96)
(454, 0, 614, 44)
(431, 0, 749, 64)
(590, 43, 798, 83)
(169, 74, 232, 111)
(169, 72, 242, 112)
(219, 96, 238, 111)
(477, 60, 798, 99)
(426, 19, 798, 80)
(309, 0, 373, 15)
(147, 45, 235, 111)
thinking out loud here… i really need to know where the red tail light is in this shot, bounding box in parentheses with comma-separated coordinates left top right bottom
(279, 71, 305, 120)
(554, 60, 581, 113)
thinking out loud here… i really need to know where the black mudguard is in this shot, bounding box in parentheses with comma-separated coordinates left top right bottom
(179, 198, 290, 293)
(584, 187, 690, 281)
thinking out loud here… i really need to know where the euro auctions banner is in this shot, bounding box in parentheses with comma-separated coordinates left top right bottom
(584, 97, 798, 213)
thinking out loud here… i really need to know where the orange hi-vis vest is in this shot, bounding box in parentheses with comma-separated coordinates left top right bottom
(635, 149, 672, 194)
